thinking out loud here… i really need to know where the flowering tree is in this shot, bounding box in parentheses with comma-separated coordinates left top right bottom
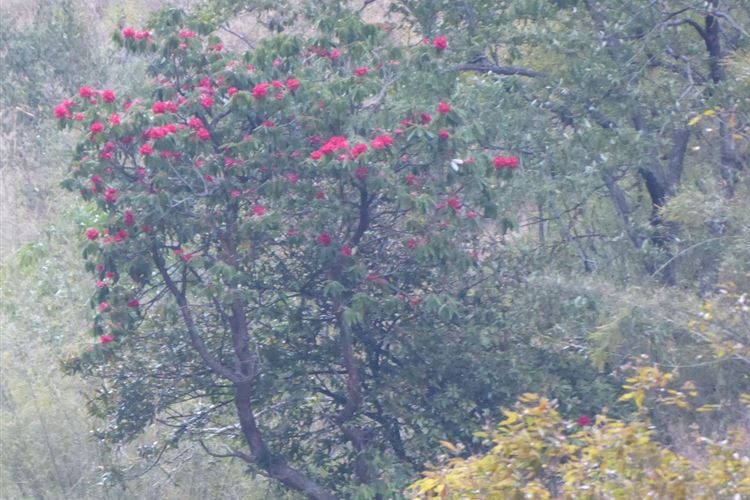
(59, 8, 521, 497)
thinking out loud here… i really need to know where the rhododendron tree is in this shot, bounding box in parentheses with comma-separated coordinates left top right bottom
(60, 8, 522, 498)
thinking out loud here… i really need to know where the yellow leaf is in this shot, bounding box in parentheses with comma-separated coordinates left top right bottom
(635, 391, 645, 409)
(688, 115, 702, 126)
(696, 404, 720, 413)
(702, 109, 716, 117)
(440, 440, 460, 453)
(500, 410, 520, 425)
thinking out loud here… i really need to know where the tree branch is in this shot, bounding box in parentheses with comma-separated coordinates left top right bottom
(151, 247, 243, 383)
(448, 62, 545, 78)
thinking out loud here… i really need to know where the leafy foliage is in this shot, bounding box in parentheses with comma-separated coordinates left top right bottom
(410, 379, 750, 499)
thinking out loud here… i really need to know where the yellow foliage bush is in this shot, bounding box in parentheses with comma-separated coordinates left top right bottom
(408, 372, 750, 499)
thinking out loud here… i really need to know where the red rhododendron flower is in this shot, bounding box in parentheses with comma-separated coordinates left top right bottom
(310, 150, 323, 160)
(493, 155, 519, 169)
(54, 104, 70, 119)
(438, 129, 450, 139)
(420, 112, 432, 124)
(318, 136, 349, 156)
(104, 188, 118, 204)
(406, 174, 417, 185)
(178, 29, 196, 39)
(102, 89, 116, 103)
(200, 95, 213, 109)
(100, 334, 114, 344)
(134, 31, 149, 40)
(286, 78, 300, 92)
(187, 117, 203, 129)
(433, 36, 448, 50)
(127, 298, 140, 308)
(252, 83, 269, 99)
(90, 121, 104, 135)
(286, 173, 299, 183)
(315, 191, 326, 199)
(139, 143, 153, 156)
(86, 228, 100, 240)
(108, 113, 121, 126)
(123, 209, 135, 227)
(98, 302, 111, 312)
(96, 280, 107, 289)
(152, 101, 167, 114)
(261, 120, 275, 128)
(351, 143, 368, 158)
(196, 128, 210, 140)
(340, 245, 352, 256)
(113, 229, 128, 243)
(447, 197, 461, 210)
(329, 49, 341, 60)
(577, 415, 592, 426)
(227, 86, 238, 97)
(355, 167, 369, 180)
(252, 205, 267, 216)
(370, 134, 393, 150)
(354, 67, 368, 77)
(79, 86, 94, 98)
(437, 101, 451, 114)
(122, 27, 136, 39)
(407, 238, 418, 249)
(318, 232, 332, 246)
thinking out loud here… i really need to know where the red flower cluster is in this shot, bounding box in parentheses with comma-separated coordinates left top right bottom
(354, 67, 368, 77)
(104, 188, 118, 204)
(286, 78, 300, 92)
(446, 197, 462, 210)
(178, 29, 196, 39)
(152, 101, 178, 114)
(318, 232, 332, 246)
(86, 228, 100, 240)
(89, 121, 104, 138)
(351, 143, 368, 158)
(493, 155, 519, 169)
(100, 334, 114, 344)
(54, 99, 75, 119)
(252, 83, 269, 99)
(433, 36, 448, 51)
(370, 134, 393, 150)
(121, 27, 150, 40)
(437, 102, 451, 114)
(311, 136, 349, 159)
(101, 89, 116, 103)
(143, 123, 178, 140)
(187, 117, 203, 129)
(123, 209, 135, 227)
(355, 167, 369, 180)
